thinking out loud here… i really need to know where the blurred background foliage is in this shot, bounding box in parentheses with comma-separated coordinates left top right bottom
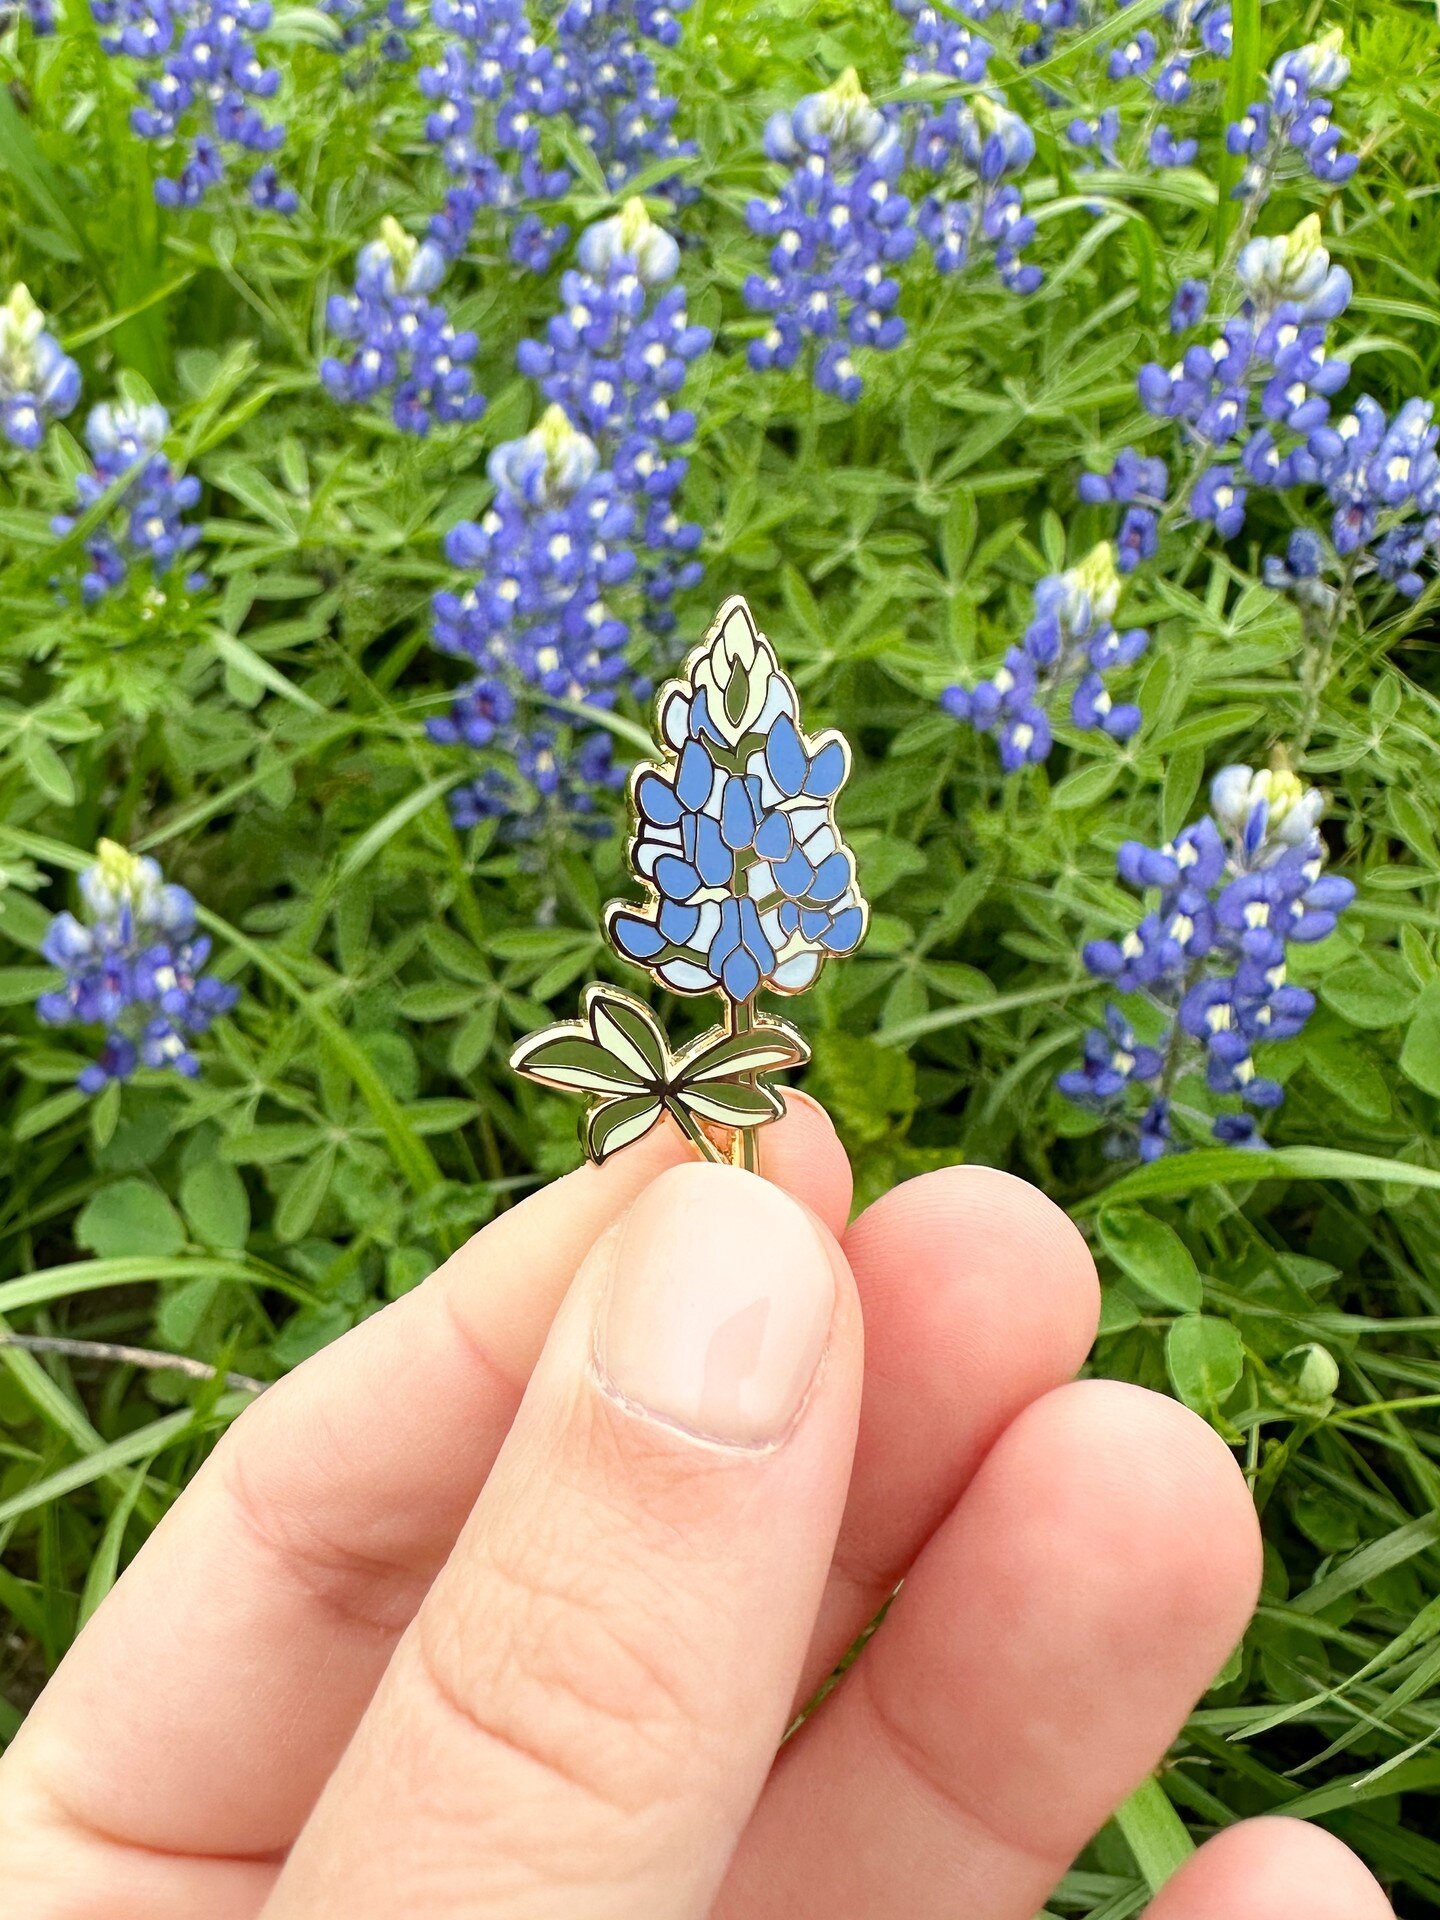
(2, 0, 1440, 1910)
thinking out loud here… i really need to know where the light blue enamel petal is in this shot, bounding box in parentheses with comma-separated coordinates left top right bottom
(611, 913, 666, 962)
(720, 772, 759, 850)
(659, 957, 720, 993)
(676, 737, 713, 810)
(808, 852, 851, 904)
(772, 950, 820, 990)
(804, 739, 846, 798)
(823, 905, 865, 952)
(754, 808, 793, 860)
(765, 713, 808, 798)
(636, 771, 683, 826)
(739, 896, 776, 972)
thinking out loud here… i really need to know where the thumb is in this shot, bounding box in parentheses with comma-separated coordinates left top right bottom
(264, 1160, 862, 1920)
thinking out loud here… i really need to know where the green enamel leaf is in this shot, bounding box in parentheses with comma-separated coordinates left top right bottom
(681, 1025, 810, 1082)
(679, 1079, 784, 1128)
(589, 990, 669, 1082)
(585, 1094, 665, 1162)
(513, 1032, 651, 1097)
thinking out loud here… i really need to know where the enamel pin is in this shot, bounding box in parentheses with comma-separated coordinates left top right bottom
(511, 594, 867, 1169)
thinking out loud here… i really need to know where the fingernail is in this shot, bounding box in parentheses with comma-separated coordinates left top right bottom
(593, 1163, 835, 1449)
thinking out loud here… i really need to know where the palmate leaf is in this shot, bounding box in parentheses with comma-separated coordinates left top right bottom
(586, 1094, 666, 1162)
(511, 984, 807, 1163)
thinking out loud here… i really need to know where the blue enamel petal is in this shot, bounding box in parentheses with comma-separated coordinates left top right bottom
(695, 815, 733, 888)
(765, 713, 808, 798)
(799, 906, 833, 941)
(754, 808, 793, 861)
(720, 772, 759, 851)
(611, 914, 666, 961)
(675, 737, 713, 810)
(807, 852, 851, 904)
(708, 896, 741, 971)
(654, 854, 701, 902)
(658, 899, 700, 944)
(773, 845, 816, 898)
(721, 947, 761, 1002)
(823, 906, 865, 952)
(803, 739, 846, 798)
(635, 771, 683, 826)
(776, 900, 800, 937)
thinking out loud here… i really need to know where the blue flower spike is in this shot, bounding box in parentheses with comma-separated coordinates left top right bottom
(511, 594, 867, 1167)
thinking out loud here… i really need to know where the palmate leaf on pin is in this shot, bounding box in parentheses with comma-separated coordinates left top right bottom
(511, 983, 810, 1164)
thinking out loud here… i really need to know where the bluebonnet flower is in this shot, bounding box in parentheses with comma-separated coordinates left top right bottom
(429, 406, 638, 833)
(899, 15, 1043, 300)
(552, 0, 696, 198)
(36, 841, 237, 1092)
(1078, 448, 1168, 573)
(1090, 218, 1354, 554)
(1067, 109, 1121, 167)
(942, 542, 1149, 770)
(1227, 29, 1358, 200)
(1149, 123, 1197, 168)
(608, 597, 865, 999)
(91, 0, 296, 210)
(1062, 765, 1353, 1154)
(421, 0, 690, 269)
(1108, 27, 1155, 79)
(52, 400, 204, 605)
(1274, 395, 1440, 602)
(744, 69, 917, 401)
(515, 199, 709, 633)
(20, 0, 57, 30)
(420, 0, 573, 266)
(1169, 277, 1208, 331)
(0, 285, 82, 451)
(322, 0, 412, 62)
(322, 218, 486, 435)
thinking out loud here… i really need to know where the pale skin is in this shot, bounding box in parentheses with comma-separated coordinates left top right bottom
(0, 1097, 1396, 1919)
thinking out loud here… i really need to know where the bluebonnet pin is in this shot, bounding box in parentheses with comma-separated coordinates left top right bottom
(322, 218, 487, 435)
(36, 841, 238, 1092)
(942, 542, 1149, 770)
(1061, 765, 1353, 1157)
(0, 285, 82, 451)
(513, 595, 865, 1166)
(91, 0, 296, 210)
(52, 400, 204, 605)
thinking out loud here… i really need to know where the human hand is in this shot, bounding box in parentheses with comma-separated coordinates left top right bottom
(0, 1101, 1394, 1918)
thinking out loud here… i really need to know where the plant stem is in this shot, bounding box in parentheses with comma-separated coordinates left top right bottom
(727, 997, 760, 1172)
(0, 1332, 265, 1395)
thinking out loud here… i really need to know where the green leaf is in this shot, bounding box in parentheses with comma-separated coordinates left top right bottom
(681, 1024, 809, 1081)
(1166, 1314, 1245, 1414)
(275, 1147, 336, 1243)
(1112, 1777, 1195, 1895)
(1097, 1205, 1202, 1312)
(585, 1094, 664, 1163)
(1049, 758, 1121, 811)
(677, 1079, 784, 1128)
(180, 1157, 251, 1251)
(13, 1086, 87, 1144)
(589, 990, 668, 1082)
(1399, 981, 1440, 1099)
(512, 1031, 651, 1096)
(1321, 954, 1418, 1030)
(75, 1179, 186, 1260)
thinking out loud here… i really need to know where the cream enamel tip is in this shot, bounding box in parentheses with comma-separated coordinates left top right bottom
(592, 1162, 834, 1449)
